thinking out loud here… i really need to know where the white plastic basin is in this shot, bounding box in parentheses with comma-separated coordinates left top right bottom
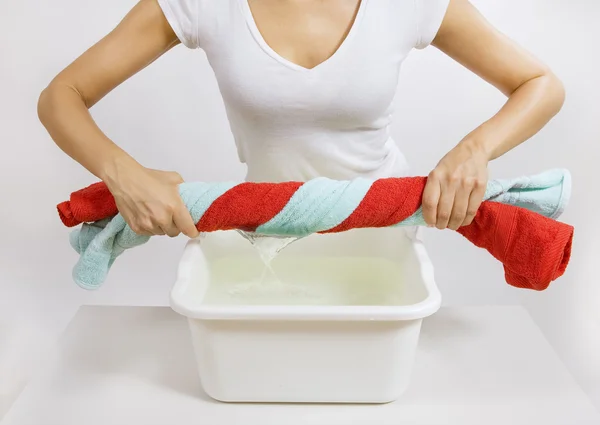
(170, 227, 441, 403)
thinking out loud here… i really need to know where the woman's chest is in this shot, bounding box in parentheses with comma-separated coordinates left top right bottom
(246, 0, 363, 71)
(203, 0, 417, 124)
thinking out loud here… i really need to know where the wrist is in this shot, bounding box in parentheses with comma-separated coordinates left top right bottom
(459, 136, 493, 162)
(98, 150, 141, 188)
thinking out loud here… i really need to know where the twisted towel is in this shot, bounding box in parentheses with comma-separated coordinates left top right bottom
(58, 169, 573, 292)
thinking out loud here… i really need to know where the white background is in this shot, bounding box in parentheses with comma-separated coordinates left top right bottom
(1, 0, 599, 417)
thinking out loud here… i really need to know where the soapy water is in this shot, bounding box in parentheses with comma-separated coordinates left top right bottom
(203, 254, 407, 306)
(201, 230, 408, 306)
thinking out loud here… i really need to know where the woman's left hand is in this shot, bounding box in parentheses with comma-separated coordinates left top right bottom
(423, 140, 490, 230)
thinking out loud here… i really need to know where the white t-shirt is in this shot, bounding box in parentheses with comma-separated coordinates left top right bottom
(157, 0, 450, 182)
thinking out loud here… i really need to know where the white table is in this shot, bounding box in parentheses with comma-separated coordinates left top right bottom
(3, 306, 599, 425)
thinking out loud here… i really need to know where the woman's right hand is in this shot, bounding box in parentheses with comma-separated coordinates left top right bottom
(104, 161, 199, 238)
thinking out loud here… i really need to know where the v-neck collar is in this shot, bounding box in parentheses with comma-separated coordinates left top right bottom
(237, 0, 369, 73)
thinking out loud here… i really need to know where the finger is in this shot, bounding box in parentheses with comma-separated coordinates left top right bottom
(131, 226, 153, 236)
(422, 175, 441, 227)
(462, 180, 486, 227)
(173, 204, 199, 238)
(436, 184, 456, 230)
(160, 221, 181, 238)
(167, 171, 184, 185)
(448, 185, 470, 230)
(141, 217, 166, 236)
(131, 220, 158, 236)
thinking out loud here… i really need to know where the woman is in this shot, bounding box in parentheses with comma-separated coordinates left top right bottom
(38, 0, 565, 239)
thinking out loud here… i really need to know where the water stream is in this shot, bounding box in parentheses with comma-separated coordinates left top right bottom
(228, 230, 315, 298)
(237, 230, 299, 281)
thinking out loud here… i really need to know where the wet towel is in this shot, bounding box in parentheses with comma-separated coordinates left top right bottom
(57, 169, 574, 291)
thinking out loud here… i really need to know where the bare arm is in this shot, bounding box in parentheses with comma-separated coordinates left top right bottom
(38, 0, 198, 238)
(423, 0, 565, 230)
(432, 0, 565, 160)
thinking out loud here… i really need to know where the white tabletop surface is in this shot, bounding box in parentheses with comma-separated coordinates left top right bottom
(3, 305, 599, 425)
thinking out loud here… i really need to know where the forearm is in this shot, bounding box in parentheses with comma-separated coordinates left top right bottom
(461, 72, 565, 161)
(37, 0, 179, 183)
(422, 0, 567, 229)
(37, 83, 139, 181)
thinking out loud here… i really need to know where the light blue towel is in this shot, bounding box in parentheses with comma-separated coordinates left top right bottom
(68, 168, 571, 290)
(400, 167, 571, 227)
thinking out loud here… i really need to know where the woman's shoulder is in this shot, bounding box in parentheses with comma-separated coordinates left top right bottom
(156, 0, 235, 49)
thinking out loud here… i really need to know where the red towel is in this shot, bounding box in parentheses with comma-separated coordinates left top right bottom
(57, 179, 573, 291)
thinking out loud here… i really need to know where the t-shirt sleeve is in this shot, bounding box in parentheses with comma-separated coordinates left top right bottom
(413, 0, 451, 49)
(157, 0, 200, 49)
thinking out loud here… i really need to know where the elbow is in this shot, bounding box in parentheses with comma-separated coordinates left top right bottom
(552, 73, 566, 113)
(544, 70, 566, 117)
(37, 86, 52, 126)
(37, 81, 85, 126)
(510, 68, 566, 117)
(37, 83, 62, 127)
(37, 84, 75, 135)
